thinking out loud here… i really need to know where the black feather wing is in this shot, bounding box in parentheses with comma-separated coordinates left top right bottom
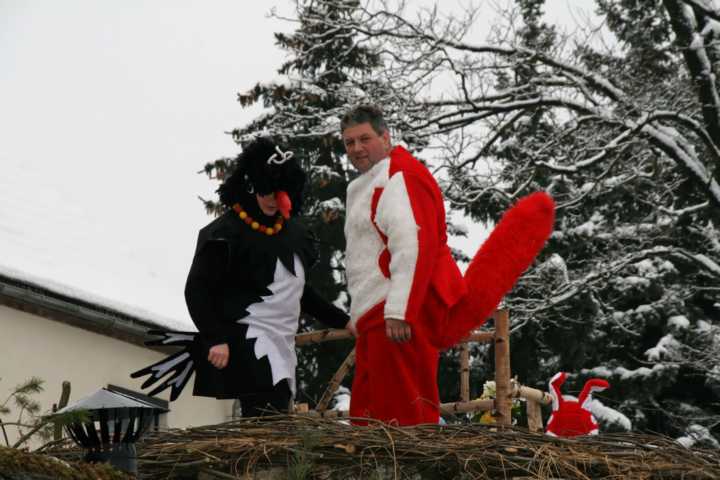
(130, 330, 198, 401)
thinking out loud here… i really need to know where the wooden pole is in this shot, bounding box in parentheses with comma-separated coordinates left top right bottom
(53, 381, 71, 441)
(440, 398, 494, 416)
(295, 329, 353, 346)
(315, 348, 356, 412)
(459, 343, 470, 403)
(494, 309, 512, 426)
(294, 329, 494, 346)
(0, 419, 9, 447)
(513, 384, 552, 406)
(293, 403, 309, 414)
(305, 398, 495, 418)
(526, 400, 544, 433)
(512, 382, 551, 433)
(464, 331, 495, 343)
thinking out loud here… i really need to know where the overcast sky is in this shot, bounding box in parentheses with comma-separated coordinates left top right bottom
(0, 1, 597, 329)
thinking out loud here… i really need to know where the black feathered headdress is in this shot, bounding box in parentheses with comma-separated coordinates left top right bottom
(218, 137, 305, 218)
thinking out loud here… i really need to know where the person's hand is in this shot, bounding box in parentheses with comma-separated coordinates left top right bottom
(345, 320, 357, 338)
(385, 318, 411, 343)
(208, 343, 229, 369)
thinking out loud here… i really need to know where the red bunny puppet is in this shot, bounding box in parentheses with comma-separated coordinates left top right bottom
(545, 372, 610, 437)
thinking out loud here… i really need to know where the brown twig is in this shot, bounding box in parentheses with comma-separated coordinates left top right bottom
(315, 348, 356, 412)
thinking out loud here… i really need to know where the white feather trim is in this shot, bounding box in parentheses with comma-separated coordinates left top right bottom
(239, 256, 304, 395)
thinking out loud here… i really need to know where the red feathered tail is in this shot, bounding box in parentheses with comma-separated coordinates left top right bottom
(435, 192, 556, 350)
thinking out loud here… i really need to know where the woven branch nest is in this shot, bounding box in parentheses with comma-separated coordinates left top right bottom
(105, 414, 719, 479)
(0, 445, 132, 480)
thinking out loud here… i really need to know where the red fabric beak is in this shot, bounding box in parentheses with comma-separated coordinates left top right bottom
(276, 190, 292, 219)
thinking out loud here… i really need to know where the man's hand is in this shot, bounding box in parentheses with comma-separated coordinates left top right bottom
(345, 320, 357, 338)
(386, 318, 411, 343)
(208, 343, 229, 369)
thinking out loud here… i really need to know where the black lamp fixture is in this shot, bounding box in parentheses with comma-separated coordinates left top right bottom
(55, 387, 167, 474)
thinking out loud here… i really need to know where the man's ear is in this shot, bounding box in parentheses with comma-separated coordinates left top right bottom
(382, 129, 391, 150)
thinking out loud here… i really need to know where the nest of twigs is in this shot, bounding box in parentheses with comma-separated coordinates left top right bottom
(0, 445, 132, 480)
(92, 414, 716, 479)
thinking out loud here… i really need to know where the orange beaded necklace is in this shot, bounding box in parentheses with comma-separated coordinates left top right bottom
(232, 203, 284, 236)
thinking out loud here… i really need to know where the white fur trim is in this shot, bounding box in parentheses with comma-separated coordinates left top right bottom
(581, 385, 606, 410)
(548, 371, 564, 411)
(374, 172, 419, 320)
(545, 414, 557, 436)
(345, 159, 391, 326)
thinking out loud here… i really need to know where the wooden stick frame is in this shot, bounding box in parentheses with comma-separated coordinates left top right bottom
(315, 348, 356, 412)
(293, 309, 549, 430)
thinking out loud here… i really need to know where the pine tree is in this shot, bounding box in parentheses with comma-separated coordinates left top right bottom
(574, 0, 720, 444)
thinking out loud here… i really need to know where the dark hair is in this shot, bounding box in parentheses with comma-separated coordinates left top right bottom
(340, 104, 388, 135)
(218, 137, 305, 213)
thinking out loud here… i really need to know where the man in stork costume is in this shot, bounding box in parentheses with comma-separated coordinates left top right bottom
(341, 105, 556, 425)
(132, 138, 349, 416)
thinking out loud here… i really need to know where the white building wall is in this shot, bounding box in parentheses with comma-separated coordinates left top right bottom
(0, 304, 232, 447)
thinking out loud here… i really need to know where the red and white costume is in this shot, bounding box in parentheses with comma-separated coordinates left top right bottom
(345, 146, 556, 426)
(345, 145, 466, 425)
(545, 372, 610, 437)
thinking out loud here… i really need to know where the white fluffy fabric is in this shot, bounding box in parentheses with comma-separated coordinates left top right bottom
(344, 159, 420, 325)
(375, 171, 419, 320)
(345, 159, 392, 325)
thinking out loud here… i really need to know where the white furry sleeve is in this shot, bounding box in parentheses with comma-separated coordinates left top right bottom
(374, 172, 419, 321)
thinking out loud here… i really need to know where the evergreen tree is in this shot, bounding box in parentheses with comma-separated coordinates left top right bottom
(446, 0, 720, 442)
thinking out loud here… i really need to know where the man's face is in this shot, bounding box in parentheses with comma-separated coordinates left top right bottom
(342, 122, 391, 173)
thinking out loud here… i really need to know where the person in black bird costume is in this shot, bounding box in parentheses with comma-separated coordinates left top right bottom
(131, 137, 350, 417)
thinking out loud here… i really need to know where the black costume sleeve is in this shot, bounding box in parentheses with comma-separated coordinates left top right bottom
(300, 285, 349, 329)
(184, 240, 230, 346)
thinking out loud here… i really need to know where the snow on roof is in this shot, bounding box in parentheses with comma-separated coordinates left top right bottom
(0, 262, 191, 332)
(0, 0, 298, 335)
(0, 157, 200, 332)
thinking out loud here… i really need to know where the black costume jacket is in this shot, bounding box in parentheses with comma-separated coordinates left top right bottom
(131, 210, 348, 401)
